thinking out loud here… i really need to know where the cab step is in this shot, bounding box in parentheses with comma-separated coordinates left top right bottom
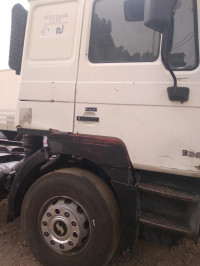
(138, 182, 199, 203)
(139, 211, 194, 236)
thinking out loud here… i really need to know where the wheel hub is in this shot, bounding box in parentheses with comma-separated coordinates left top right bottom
(53, 221, 68, 237)
(40, 198, 89, 253)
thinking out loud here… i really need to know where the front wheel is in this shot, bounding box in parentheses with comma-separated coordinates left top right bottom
(21, 168, 122, 266)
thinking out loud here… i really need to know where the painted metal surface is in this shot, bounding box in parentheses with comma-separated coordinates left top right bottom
(17, 0, 86, 132)
(0, 70, 19, 131)
(2, 0, 200, 178)
(74, 0, 200, 178)
(48, 133, 131, 169)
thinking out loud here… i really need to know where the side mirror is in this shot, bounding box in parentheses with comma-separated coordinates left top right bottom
(124, 0, 145, 22)
(9, 4, 28, 75)
(144, 0, 174, 33)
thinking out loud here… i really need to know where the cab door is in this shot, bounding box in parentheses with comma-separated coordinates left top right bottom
(75, 0, 200, 177)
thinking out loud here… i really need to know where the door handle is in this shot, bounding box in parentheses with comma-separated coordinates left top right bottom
(77, 116, 99, 122)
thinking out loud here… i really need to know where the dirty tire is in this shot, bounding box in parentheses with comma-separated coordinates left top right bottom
(21, 168, 122, 266)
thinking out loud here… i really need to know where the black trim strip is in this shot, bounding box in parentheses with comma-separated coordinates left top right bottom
(85, 107, 97, 112)
(77, 116, 99, 122)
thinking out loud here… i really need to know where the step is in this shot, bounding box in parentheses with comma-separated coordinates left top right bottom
(138, 182, 199, 203)
(139, 211, 194, 236)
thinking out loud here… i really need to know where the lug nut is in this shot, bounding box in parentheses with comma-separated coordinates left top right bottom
(55, 209, 60, 214)
(71, 221, 76, 226)
(73, 232, 78, 238)
(60, 244, 65, 249)
(44, 232, 49, 237)
(50, 240, 55, 245)
(64, 212, 69, 217)
(68, 241, 73, 246)
(47, 212, 52, 217)
(43, 221, 47, 226)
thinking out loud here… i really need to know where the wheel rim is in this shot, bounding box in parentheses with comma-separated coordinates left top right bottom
(40, 198, 90, 254)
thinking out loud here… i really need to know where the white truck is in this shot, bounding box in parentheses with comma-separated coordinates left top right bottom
(0, 0, 200, 265)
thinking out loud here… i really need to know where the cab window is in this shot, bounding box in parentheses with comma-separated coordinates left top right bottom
(89, 0, 160, 63)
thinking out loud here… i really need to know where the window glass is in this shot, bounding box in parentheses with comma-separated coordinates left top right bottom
(166, 0, 198, 70)
(89, 0, 160, 63)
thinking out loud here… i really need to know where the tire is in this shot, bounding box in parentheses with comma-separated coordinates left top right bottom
(21, 168, 122, 266)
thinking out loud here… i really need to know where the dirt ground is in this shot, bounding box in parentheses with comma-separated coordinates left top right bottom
(0, 199, 200, 266)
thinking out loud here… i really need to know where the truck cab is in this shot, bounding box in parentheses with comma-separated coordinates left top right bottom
(15, 0, 200, 178)
(0, 0, 200, 265)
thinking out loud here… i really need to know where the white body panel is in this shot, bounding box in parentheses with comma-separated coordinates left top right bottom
(16, 0, 200, 178)
(0, 70, 19, 131)
(74, 0, 200, 178)
(16, 101, 74, 131)
(18, 0, 85, 131)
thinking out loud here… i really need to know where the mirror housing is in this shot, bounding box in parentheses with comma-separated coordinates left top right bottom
(124, 0, 145, 22)
(144, 0, 174, 33)
(9, 4, 27, 75)
(167, 86, 189, 103)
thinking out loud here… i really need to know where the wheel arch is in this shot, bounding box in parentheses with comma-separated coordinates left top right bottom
(8, 132, 138, 250)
